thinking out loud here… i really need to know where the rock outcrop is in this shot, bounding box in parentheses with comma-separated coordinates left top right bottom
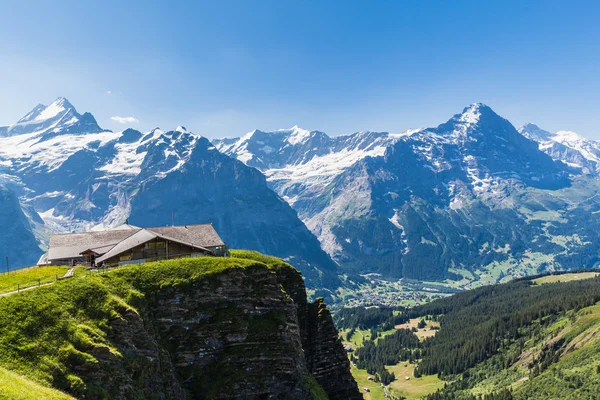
(0, 255, 360, 399)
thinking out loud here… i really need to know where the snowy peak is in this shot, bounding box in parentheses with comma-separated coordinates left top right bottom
(519, 123, 600, 171)
(279, 125, 313, 145)
(37, 97, 75, 121)
(16, 103, 47, 124)
(518, 123, 554, 142)
(446, 103, 492, 130)
(458, 102, 486, 124)
(519, 123, 588, 145)
(429, 103, 523, 146)
(214, 126, 400, 171)
(554, 130, 586, 144)
(221, 125, 319, 149)
(213, 126, 330, 170)
(16, 97, 75, 124)
(2, 97, 104, 137)
(454, 103, 499, 128)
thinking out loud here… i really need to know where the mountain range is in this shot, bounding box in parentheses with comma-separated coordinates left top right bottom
(0, 98, 337, 289)
(2, 98, 600, 291)
(216, 104, 600, 285)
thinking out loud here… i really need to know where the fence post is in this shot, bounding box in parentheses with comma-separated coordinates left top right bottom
(17, 284, 19, 293)
(38, 279, 41, 287)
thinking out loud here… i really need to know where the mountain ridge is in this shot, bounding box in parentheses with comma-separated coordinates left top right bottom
(216, 103, 600, 286)
(0, 99, 339, 290)
(3, 97, 600, 293)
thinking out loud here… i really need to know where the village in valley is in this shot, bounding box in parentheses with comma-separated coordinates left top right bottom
(335, 274, 458, 309)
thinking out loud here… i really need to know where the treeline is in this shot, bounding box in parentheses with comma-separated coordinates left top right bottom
(334, 306, 408, 331)
(411, 275, 600, 377)
(352, 329, 422, 385)
(355, 329, 421, 370)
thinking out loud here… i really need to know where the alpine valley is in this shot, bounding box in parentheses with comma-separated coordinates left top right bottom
(2, 98, 600, 300)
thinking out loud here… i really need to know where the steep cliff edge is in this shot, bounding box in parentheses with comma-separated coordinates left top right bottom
(0, 252, 360, 399)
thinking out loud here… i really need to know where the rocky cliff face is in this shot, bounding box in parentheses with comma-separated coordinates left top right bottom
(139, 264, 360, 399)
(0, 255, 360, 399)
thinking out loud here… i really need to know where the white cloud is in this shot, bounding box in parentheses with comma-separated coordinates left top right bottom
(111, 116, 139, 124)
(107, 90, 112, 95)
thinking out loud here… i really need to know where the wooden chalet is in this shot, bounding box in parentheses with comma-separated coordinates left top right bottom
(39, 223, 228, 266)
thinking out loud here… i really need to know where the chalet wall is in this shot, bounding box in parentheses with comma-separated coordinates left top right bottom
(103, 239, 213, 265)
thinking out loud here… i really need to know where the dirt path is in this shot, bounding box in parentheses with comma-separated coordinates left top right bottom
(0, 281, 55, 298)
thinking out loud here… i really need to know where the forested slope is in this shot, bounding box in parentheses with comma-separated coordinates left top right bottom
(335, 271, 600, 399)
(415, 271, 600, 399)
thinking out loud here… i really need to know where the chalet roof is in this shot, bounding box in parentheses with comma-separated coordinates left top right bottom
(46, 223, 225, 262)
(48, 229, 140, 261)
(96, 229, 158, 263)
(79, 244, 117, 256)
(147, 224, 225, 247)
(96, 228, 214, 263)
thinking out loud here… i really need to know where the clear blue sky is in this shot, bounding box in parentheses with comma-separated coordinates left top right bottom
(1, 0, 599, 139)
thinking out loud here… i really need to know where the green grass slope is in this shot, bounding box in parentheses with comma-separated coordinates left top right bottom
(0, 365, 74, 400)
(0, 266, 72, 294)
(0, 257, 256, 396)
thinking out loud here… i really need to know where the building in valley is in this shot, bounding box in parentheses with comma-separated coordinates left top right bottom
(39, 223, 228, 266)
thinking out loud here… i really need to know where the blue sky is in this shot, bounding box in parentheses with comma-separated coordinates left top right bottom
(1, 0, 599, 139)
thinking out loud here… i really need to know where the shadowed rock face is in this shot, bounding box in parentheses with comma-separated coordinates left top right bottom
(304, 298, 363, 400)
(0, 186, 42, 269)
(133, 266, 361, 400)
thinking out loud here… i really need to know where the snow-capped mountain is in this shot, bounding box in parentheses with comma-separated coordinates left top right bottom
(214, 126, 407, 217)
(519, 123, 600, 174)
(4, 97, 600, 288)
(217, 104, 600, 282)
(0, 99, 338, 289)
(0, 97, 105, 138)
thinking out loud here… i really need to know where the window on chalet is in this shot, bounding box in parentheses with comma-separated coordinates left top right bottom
(147, 241, 166, 249)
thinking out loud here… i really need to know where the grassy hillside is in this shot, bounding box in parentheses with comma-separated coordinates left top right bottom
(0, 257, 257, 395)
(334, 270, 600, 399)
(0, 265, 73, 294)
(336, 309, 445, 399)
(532, 271, 600, 285)
(0, 365, 74, 400)
(0, 253, 345, 399)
